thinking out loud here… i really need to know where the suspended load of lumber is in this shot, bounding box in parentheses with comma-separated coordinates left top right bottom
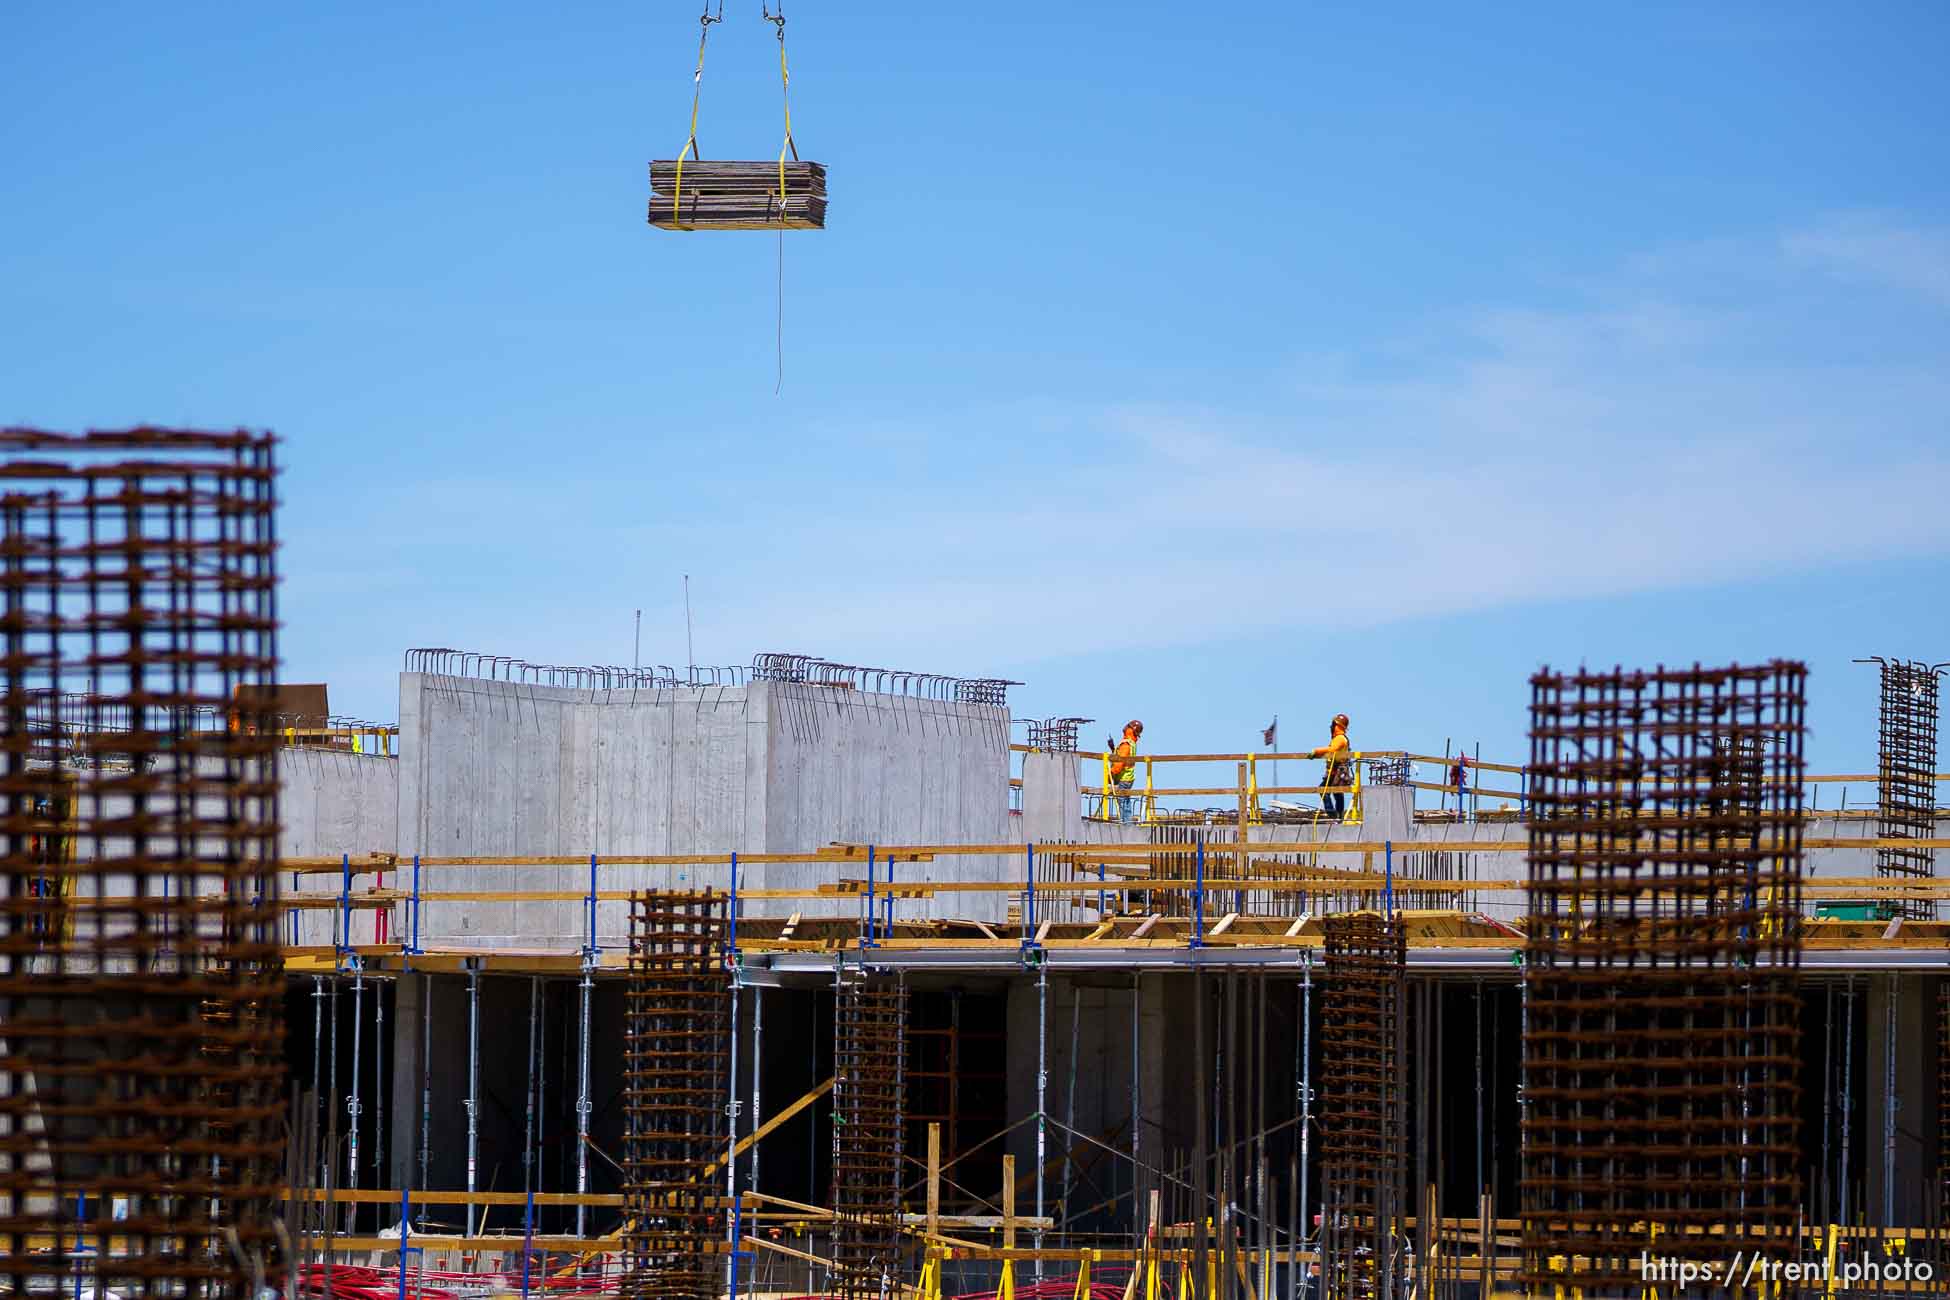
(648, 160, 827, 230)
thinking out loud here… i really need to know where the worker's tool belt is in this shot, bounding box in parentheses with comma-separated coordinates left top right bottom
(1325, 761, 1352, 788)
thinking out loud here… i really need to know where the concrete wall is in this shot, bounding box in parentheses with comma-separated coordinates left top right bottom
(280, 748, 399, 947)
(397, 673, 1015, 946)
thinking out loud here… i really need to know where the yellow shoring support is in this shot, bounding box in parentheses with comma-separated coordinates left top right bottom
(1346, 751, 1364, 827)
(1144, 1246, 1161, 1300)
(1072, 1251, 1092, 1300)
(1100, 751, 1114, 820)
(1175, 1262, 1191, 1300)
(999, 1258, 1016, 1300)
(1822, 1224, 1839, 1298)
(1143, 755, 1156, 824)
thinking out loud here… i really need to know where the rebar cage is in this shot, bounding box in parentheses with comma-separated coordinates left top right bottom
(623, 890, 732, 1300)
(1868, 658, 1942, 921)
(1521, 662, 1807, 1294)
(832, 976, 909, 1300)
(1319, 912, 1407, 1300)
(0, 428, 285, 1297)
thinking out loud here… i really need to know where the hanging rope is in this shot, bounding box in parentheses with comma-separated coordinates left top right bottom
(672, 2, 725, 227)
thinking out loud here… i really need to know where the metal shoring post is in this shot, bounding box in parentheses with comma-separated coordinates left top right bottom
(465, 961, 481, 1238)
(338, 852, 352, 964)
(522, 975, 539, 1300)
(1061, 981, 1081, 1234)
(1841, 974, 1855, 1229)
(1883, 972, 1898, 1226)
(1383, 840, 1393, 918)
(587, 852, 598, 957)
(326, 974, 340, 1282)
(885, 851, 895, 937)
(348, 961, 364, 1233)
(1036, 949, 1049, 1281)
(419, 972, 432, 1233)
(311, 976, 326, 1229)
(1193, 841, 1205, 949)
(1474, 977, 1484, 1216)
(1026, 843, 1036, 944)
(537, 977, 546, 1222)
(1295, 958, 1310, 1300)
(751, 983, 765, 1200)
(727, 852, 745, 1300)
(373, 974, 386, 1196)
(866, 844, 876, 948)
(576, 958, 593, 1237)
(1131, 970, 1141, 1251)
(410, 854, 421, 953)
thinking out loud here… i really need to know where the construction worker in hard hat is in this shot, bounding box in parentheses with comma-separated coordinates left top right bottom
(1310, 714, 1352, 821)
(1109, 720, 1144, 823)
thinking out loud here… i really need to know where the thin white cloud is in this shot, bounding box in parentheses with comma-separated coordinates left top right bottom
(708, 216, 1950, 666)
(294, 214, 1950, 705)
(1782, 213, 1950, 308)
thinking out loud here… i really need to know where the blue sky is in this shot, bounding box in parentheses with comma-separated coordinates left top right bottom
(4, 1, 1946, 776)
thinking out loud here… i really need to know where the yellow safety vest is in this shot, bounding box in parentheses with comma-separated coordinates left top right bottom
(1112, 738, 1138, 785)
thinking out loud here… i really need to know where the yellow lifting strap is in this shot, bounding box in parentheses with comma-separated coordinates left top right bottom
(765, 3, 798, 221)
(672, 6, 723, 226)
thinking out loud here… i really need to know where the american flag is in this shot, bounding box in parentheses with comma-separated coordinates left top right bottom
(1262, 718, 1277, 747)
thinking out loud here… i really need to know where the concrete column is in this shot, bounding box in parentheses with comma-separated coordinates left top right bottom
(389, 973, 425, 1195)
(1021, 752, 1085, 843)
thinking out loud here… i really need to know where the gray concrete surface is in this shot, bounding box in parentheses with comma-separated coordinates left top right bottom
(395, 673, 1014, 947)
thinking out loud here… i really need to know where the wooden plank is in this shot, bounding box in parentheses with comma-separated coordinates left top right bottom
(1002, 1155, 1017, 1250)
(1209, 912, 1239, 938)
(703, 1077, 835, 1177)
(928, 1123, 942, 1239)
(1132, 914, 1162, 938)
